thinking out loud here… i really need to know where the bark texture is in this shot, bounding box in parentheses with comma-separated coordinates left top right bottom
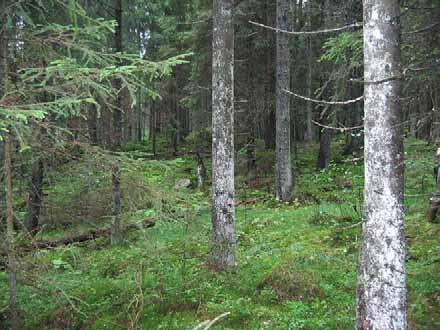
(428, 148, 440, 221)
(316, 126, 332, 170)
(357, 1, 407, 329)
(112, 0, 123, 150)
(5, 134, 18, 330)
(210, 0, 236, 270)
(275, 0, 293, 202)
(26, 158, 44, 234)
(304, 0, 314, 142)
(111, 161, 122, 245)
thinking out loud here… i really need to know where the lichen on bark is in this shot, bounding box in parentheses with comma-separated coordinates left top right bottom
(356, 1, 407, 329)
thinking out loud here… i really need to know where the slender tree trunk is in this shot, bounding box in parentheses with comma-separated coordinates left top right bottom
(316, 125, 332, 169)
(429, 148, 440, 221)
(5, 133, 18, 330)
(112, 0, 123, 150)
(111, 161, 122, 245)
(137, 88, 142, 142)
(304, 0, 314, 142)
(26, 158, 44, 234)
(151, 100, 157, 158)
(275, 0, 293, 202)
(356, 1, 407, 329)
(210, 0, 236, 270)
(196, 149, 207, 189)
(0, 23, 7, 226)
(264, 0, 276, 149)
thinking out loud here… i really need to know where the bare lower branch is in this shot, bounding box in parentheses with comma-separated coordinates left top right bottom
(312, 120, 363, 132)
(282, 89, 364, 105)
(249, 20, 362, 36)
(403, 21, 440, 34)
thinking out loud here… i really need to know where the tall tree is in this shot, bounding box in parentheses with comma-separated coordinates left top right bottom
(5, 133, 18, 330)
(356, 0, 407, 329)
(304, 0, 314, 142)
(210, 0, 236, 270)
(26, 158, 44, 234)
(275, 0, 293, 202)
(113, 0, 123, 150)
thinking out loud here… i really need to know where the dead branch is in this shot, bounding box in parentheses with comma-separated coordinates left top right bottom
(249, 20, 362, 36)
(282, 89, 364, 105)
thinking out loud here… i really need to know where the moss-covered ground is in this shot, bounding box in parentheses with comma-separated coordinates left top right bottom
(1, 138, 439, 329)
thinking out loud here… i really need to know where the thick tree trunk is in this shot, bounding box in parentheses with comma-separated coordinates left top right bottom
(356, 1, 407, 329)
(5, 133, 18, 330)
(275, 0, 293, 202)
(111, 162, 122, 245)
(210, 0, 236, 270)
(25, 158, 44, 234)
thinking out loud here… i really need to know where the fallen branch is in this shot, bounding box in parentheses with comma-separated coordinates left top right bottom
(193, 312, 231, 330)
(0, 219, 156, 261)
(34, 219, 155, 249)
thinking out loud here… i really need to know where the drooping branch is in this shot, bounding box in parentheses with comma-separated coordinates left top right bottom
(403, 21, 440, 34)
(249, 20, 362, 36)
(282, 89, 364, 105)
(312, 120, 363, 132)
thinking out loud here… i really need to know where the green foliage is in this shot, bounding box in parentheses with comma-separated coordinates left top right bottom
(1, 139, 438, 329)
(320, 32, 363, 68)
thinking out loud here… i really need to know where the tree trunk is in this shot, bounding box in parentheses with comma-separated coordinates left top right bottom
(264, 0, 276, 150)
(151, 100, 157, 158)
(112, 0, 123, 150)
(111, 161, 122, 245)
(304, 0, 314, 142)
(196, 149, 207, 189)
(356, 1, 407, 329)
(25, 158, 44, 234)
(5, 133, 18, 330)
(316, 126, 332, 169)
(428, 148, 440, 222)
(210, 0, 236, 270)
(275, 0, 293, 202)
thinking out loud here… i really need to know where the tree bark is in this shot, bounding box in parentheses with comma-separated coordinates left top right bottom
(25, 158, 44, 234)
(210, 0, 236, 270)
(196, 149, 207, 189)
(264, 0, 276, 150)
(316, 125, 332, 169)
(275, 0, 293, 202)
(5, 133, 18, 330)
(304, 0, 314, 142)
(111, 161, 122, 245)
(356, 1, 407, 329)
(428, 148, 440, 222)
(112, 0, 123, 150)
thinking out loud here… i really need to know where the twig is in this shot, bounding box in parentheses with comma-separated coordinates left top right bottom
(249, 20, 362, 36)
(193, 312, 231, 330)
(282, 89, 364, 105)
(403, 21, 440, 34)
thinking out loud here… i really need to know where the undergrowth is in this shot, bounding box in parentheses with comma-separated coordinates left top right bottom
(0, 138, 439, 329)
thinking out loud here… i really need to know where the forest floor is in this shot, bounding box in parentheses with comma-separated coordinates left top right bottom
(1, 138, 439, 329)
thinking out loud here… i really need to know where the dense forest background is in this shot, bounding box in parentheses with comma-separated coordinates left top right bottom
(0, 0, 439, 329)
